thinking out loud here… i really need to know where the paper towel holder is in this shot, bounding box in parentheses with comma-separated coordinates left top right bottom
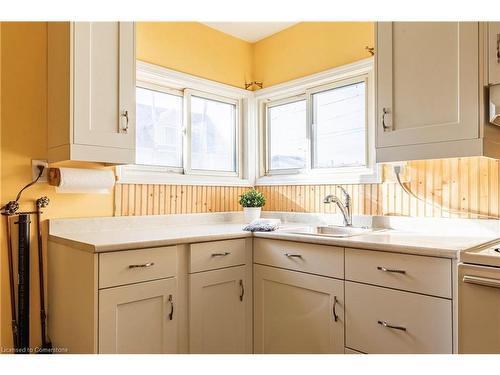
(47, 168, 117, 187)
(47, 168, 61, 187)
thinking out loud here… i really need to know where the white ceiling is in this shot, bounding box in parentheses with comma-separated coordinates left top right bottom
(202, 22, 298, 43)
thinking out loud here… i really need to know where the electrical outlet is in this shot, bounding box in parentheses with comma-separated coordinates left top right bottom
(32, 159, 48, 183)
(382, 162, 410, 183)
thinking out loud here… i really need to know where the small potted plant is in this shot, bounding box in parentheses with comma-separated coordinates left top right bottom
(239, 189, 266, 223)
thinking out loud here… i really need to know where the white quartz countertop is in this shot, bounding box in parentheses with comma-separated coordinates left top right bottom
(48, 220, 498, 258)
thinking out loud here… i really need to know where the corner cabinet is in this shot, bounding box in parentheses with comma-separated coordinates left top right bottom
(47, 22, 136, 164)
(254, 265, 344, 354)
(376, 22, 500, 162)
(253, 239, 345, 354)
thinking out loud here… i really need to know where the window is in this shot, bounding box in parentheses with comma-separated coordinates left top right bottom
(189, 95, 237, 173)
(257, 59, 378, 184)
(136, 76, 240, 181)
(267, 99, 307, 170)
(312, 81, 366, 169)
(136, 86, 183, 168)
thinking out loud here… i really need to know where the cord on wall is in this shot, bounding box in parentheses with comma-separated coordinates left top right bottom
(393, 165, 497, 219)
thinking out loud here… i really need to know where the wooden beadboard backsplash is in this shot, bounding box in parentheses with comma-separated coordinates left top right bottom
(115, 185, 251, 216)
(115, 157, 500, 219)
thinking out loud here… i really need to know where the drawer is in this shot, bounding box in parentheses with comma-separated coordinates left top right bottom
(99, 246, 177, 289)
(345, 281, 452, 354)
(190, 239, 246, 273)
(345, 248, 452, 298)
(254, 239, 343, 279)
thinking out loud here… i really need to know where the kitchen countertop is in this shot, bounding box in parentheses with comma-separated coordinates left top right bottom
(48, 221, 498, 258)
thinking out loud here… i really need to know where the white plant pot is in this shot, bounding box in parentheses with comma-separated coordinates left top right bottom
(243, 207, 261, 223)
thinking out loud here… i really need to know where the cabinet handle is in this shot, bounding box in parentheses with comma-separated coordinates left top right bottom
(168, 294, 174, 320)
(382, 107, 391, 131)
(239, 279, 245, 302)
(120, 110, 129, 134)
(128, 262, 154, 269)
(377, 266, 406, 274)
(497, 33, 500, 63)
(463, 275, 500, 289)
(284, 253, 302, 258)
(378, 320, 406, 331)
(211, 252, 231, 257)
(332, 296, 339, 322)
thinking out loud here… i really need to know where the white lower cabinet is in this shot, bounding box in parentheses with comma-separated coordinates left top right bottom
(345, 281, 452, 354)
(189, 266, 250, 353)
(253, 264, 344, 354)
(99, 278, 178, 354)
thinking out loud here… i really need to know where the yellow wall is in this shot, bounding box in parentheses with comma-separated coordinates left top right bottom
(136, 22, 254, 89)
(0, 22, 114, 351)
(137, 22, 374, 90)
(253, 22, 374, 87)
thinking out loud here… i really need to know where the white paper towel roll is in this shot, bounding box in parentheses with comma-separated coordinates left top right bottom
(55, 168, 115, 194)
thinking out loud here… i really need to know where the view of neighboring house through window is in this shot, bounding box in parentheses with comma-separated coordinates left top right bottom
(264, 76, 368, 175)
(190, 95, 237, 172)
(312, 81, 366, 168)
(136, 86, 183, 168)
(267, 99, 307, 170)
(136, 85, 239, 175)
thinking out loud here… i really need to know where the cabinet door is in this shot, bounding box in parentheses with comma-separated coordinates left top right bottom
(99, 278, 177, 354)
(73, 22, 135, 151)
(377, 22, 479, 148)
(254, 265, 344, 354)
(189, 266, 250, 353)
(489, 22, 500, 85)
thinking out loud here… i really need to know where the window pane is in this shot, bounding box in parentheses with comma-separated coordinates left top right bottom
(190, 96, 236, 172)
(136, 87, 183, 167)
(268, 100, 307, 170)
(313, 81, 366, 168)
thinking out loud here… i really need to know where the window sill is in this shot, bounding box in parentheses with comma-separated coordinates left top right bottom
(116, 165, 251, 186)
(255, 166, 382, 186)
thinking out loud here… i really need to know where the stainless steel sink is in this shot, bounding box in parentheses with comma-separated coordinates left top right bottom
(281, 225, 379, 238)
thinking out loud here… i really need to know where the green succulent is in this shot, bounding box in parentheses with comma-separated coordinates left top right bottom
(239, 189, 266, 208)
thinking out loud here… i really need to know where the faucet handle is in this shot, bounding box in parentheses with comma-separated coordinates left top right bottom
(336, 186, 349, 200)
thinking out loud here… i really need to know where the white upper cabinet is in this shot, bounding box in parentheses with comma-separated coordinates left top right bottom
(48, 22, 136, 164)
(376, 22, 500, 162)
(489, 22, 500, 85)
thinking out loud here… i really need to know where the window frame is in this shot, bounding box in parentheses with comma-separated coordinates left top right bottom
(256, 58, 379, 185)
(135, 81, 185, 173)
(265, 94, 308, 175)
(117, 61, 253, 187)
(184, 89, 242, 177)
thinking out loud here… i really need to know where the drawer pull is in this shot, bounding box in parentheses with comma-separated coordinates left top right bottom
(239, 279, 245, 302)
(284, 253, 302, 258)
(128, 262, 155, 269)
(332, 296, 339, 322)
(463, 275, 500, 289)
(168, 294, 174, 320)
(211, 252, 231, 257)
(378, 320, 407, 332)
(377, 266, 406, 274)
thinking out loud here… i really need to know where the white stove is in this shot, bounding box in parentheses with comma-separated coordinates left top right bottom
(458, 239, 500, 353)
(461, 241, 500, 268)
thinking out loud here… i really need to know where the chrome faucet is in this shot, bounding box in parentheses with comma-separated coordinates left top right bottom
(323, 186, 352, 227)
